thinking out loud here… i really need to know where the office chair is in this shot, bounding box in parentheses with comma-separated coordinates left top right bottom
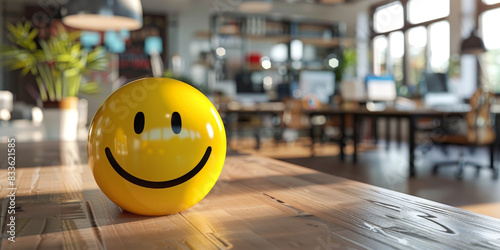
(431, 88, 497, 180)
(280, 98, 311, 143)
(417, 72, 451, 131)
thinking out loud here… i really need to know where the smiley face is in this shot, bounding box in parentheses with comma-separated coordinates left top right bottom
(105, 111, 213, 189)
(87, 78, 226, 216)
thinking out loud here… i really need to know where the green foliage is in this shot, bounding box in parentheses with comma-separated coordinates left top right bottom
(449, 53, 461, 78)
(334, 47, 357, 83)
(1, 22, 108, 101)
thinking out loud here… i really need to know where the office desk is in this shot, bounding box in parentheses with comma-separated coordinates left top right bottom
(219, 102, 285, 149)
(2, 141, 500, 249)
(308, 105, 497, 177)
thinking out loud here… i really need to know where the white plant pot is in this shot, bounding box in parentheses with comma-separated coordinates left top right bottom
(42, 98, 79, 141)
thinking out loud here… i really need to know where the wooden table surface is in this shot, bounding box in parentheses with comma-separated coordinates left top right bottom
(2, 142, 500, 249)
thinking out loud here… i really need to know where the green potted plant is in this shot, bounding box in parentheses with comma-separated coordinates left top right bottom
(335, 47, 357, 82)
(1, 22, 107, 140)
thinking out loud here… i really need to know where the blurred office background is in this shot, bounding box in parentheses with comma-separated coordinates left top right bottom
(0, 0, 484, 140)
(2, 0, 500, 217)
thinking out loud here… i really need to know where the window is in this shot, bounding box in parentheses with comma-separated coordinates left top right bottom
(484, 0, 500, 5)
(407, 26, 427, 86)
(374, 2, 404, 33)
(389, 32, 405, 85)
(371, 0, 450, 94)
(373, 32, 405, 85)
(480, 6, 500, 92)
(373, 35, 388, 75)
(429, 21, 450, 73)
(407, 0, 450, 24)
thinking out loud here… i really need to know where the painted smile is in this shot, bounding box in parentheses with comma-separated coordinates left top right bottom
(105, 146, 212, 189)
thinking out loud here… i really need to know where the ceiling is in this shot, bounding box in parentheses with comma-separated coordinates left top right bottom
(3, 0, 381, 33)
(141, 0, 380, 21)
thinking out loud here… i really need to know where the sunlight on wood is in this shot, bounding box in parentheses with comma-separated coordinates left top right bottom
(229, 137, 378, 158)
(459, 203, 500, 219)
(3, 150, 500, 248)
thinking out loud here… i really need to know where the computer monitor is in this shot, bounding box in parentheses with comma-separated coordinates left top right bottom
(419, 73, 460, 107)
(299, 70, 335, 103)
(277, 83, 291, 100)
(235, 71, 265, 94)
(419, 72, 448, 94)
(235, 71, 269, 103)
(365, 75, 397, 102)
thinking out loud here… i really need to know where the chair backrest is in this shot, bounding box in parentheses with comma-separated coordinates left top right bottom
(282, 98, 310, 129)
(466, 88, 495, 145)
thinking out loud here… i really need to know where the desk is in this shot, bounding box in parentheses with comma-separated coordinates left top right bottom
(219, 102, 285, 149)
(308, 105, 497, 177)
(2, 141, 500, 249)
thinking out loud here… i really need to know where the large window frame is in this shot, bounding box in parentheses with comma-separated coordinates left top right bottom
(370, 0, 450, 94)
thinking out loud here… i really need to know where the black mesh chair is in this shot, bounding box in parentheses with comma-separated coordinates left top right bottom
(431, 89, 498, 180)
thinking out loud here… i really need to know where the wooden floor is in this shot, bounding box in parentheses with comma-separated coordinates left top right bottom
(229, 137, 500, 218)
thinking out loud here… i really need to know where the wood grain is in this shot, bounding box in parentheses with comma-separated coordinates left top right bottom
(2, 145, 500, 249)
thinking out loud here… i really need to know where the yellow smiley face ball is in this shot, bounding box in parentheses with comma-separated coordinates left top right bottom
(87, 77, 226, 216)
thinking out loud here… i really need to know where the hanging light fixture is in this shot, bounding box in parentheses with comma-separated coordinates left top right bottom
(238, 0, 273, 13)
(61, 0, 143, 31)
(461, 30, 486, 55)
(461, 29, 489, 91)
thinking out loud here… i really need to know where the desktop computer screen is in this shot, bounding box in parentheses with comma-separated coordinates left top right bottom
(365, 75, 397, 102)
(419, 72, 448, 94)
(235, 71, 265, 94)
(298, 70, 335, 103)
(235, 71, 269, 103)
(418, 72, 460, 107)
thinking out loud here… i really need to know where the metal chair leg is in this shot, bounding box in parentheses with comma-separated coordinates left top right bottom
(455, 151, 465, 180)
(432, 164, 439, 175)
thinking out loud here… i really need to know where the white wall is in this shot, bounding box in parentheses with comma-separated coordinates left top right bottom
(356, 11, 370, 82)
(176, 8, 211, 75)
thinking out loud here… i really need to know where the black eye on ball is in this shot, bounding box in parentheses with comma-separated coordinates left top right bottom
(134, 112, 145, 134)
(171, 112, 182, 134)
